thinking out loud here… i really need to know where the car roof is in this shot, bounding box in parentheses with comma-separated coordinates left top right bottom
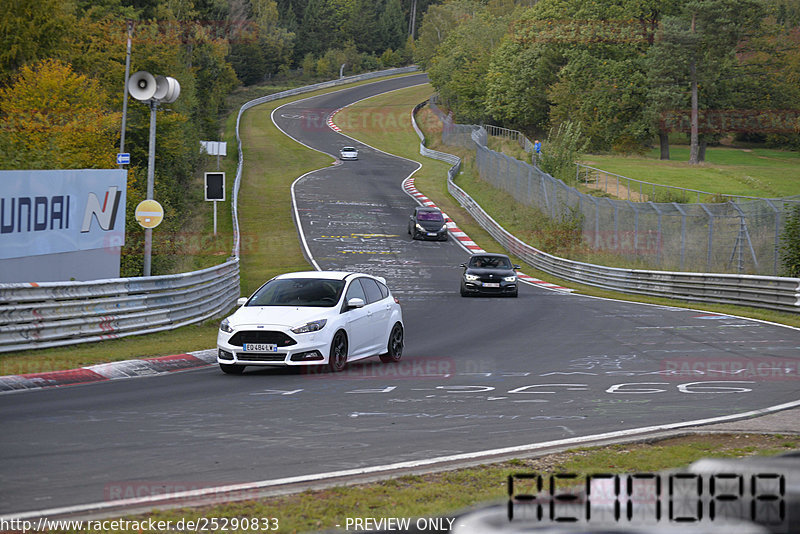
(416, 206, 442, 213)
(472, 253, 511, 259)
(271, 271, 386, 284)
(341, 146, 357, 150)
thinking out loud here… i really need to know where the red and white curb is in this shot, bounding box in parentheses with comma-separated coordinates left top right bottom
(0, 349, 217, 394)
(401, 177, 572, 293)
(327, 110, 342, 132)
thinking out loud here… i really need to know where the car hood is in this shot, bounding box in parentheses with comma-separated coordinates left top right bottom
(228, 305, 333, 328)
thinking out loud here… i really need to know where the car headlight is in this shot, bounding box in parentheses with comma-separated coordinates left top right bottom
(291, 319, 327, 334)
(440, 225, 448, 232)
(503, 275, 517, 282)
(415, 223, 425, 231)
(219, 318, 234, 333)
(465, 274, 479, 281)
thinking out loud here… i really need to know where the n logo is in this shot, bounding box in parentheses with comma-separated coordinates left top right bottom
(81, 187, 121, 233)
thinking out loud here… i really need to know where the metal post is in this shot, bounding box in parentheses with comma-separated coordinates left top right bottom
(672, 202, 687, 270)
(765, 199, 779, 276)
(648, 202, 663, 266)
(119, 21, 133, 168)
(700, 204, 714, 272)
(213, 200, 217, 236)
(143, 99, 157, 277)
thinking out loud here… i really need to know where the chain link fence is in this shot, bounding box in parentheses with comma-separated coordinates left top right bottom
(432, 100, 799, 276)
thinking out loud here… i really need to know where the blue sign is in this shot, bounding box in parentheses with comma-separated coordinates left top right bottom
(116, 153, 130, 165)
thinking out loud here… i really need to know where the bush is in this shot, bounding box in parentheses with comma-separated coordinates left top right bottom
(537, 120, 588, 184)
(780, 204, 800, 277)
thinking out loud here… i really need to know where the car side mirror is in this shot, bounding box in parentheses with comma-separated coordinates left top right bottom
(459, 263, 467, 269)
(237, 297, 248, 306)
(513, 265, 520, 270)
(347, 297, 365, 309)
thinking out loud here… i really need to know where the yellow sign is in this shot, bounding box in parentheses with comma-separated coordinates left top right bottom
(135, 200, 164, 229)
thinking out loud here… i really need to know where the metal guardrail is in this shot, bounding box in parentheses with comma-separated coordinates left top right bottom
(0, 260, 240, 353)
(0, 68, 420, 354)
(412, 100, 800, 314)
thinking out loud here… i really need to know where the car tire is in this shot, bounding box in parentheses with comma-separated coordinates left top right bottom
(328, 330, 348, 372)
(510, 289, 518, 298)
(460, 282, 469, 297)
(219, 363, 245, 375)
(380, 323, 404, 363)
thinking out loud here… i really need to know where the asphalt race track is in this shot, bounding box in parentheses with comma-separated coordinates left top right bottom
(2, 73, 799, 517)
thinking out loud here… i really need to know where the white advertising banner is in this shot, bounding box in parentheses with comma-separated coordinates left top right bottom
(0, 169, 127, 260)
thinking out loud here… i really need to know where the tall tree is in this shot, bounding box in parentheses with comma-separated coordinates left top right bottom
(0, 0, 74, 83)
(0, 60, 120, 169)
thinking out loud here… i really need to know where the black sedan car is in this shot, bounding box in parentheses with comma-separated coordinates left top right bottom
(408, 206, 448, 241)
(460, 253, 520, 297)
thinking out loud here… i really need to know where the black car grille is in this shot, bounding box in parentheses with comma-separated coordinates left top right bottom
(228, 331, 296, 347)
(237, 354, 286, 362)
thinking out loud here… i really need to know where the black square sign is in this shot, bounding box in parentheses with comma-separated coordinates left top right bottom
(205, 172, 225, 201)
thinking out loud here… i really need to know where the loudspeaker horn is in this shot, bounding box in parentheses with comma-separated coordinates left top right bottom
(128, 71, 157, 101)
(162, 77, 181, 103)
(153, 75, 169, 101)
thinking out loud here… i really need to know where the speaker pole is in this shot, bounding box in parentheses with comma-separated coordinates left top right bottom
(143, 99, 157, 277)
(119, 20, 133, 168)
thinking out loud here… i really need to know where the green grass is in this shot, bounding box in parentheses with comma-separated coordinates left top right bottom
(582, 146, 800, 199)
(108, 434, 796, 534)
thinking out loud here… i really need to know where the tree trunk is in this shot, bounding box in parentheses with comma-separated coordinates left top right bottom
(659, 131, 670, 160)
(409, 0, 417, 37)
(698, 138, 707, 162)
(689, 13, 700, 165)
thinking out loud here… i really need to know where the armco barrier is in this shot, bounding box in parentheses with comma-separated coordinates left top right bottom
(412, 100, 800, 314)
(0, 68, 420, 354)
(0, 260, 240, 353)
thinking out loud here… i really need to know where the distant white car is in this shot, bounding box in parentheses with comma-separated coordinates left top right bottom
(217, 271, 404, 374)
(340, 146, 358, 160)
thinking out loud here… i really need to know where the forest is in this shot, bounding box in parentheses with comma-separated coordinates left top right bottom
(417, 0, 800, 160)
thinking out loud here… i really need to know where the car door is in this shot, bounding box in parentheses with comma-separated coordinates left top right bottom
(358, 277, 392, 354)
(342, 278, 372, 358)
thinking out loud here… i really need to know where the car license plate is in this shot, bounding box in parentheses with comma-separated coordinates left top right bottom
(427, 232, 437, 236)
(242, 343, 278, 352)
(482, 282, 500, 288)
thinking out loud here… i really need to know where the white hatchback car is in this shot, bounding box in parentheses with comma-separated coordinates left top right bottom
(340, 146, 358, 160)
(217, 271, 403, 374)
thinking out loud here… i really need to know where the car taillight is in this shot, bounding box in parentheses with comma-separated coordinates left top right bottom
(394, 297, 400, 304)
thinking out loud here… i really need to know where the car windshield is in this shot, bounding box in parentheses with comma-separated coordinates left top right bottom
(342, 147, 356, 152)
(417, 211, 443, 222)
(248, 278, 345, 307)
(470, 256, 511, 269)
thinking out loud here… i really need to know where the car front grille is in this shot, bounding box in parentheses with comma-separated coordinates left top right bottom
(237, 354, 286, 362)
(228, 330, 296, 347)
